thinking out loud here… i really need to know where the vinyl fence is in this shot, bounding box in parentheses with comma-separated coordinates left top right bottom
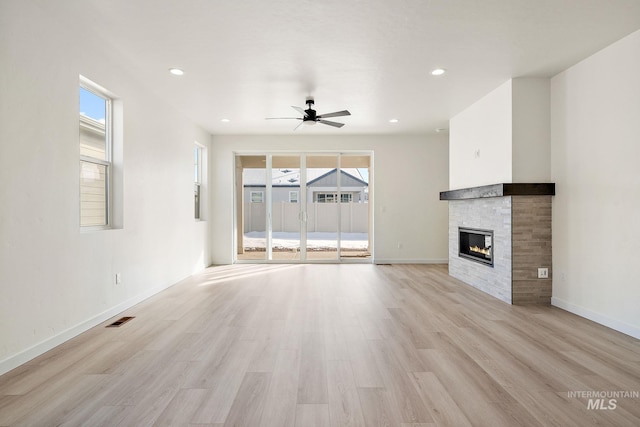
(244, 202, 368, 233)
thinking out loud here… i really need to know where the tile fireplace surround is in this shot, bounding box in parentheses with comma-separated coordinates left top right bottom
(440, 183, 555, 305)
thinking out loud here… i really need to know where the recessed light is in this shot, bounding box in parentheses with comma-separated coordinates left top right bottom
(169, 68, 184, 76)
(389, 119, 399, 123)
(436, 128, 449, 133)
(431, 68, 446, 76)
(221, 118, 230, 123)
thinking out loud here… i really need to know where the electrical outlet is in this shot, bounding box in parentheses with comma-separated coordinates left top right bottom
(397, 242, 402, 249)
(115, 273, 122, 284)
(537, 268, 548, 279)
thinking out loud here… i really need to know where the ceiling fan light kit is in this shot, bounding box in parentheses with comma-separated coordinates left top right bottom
(266, 98, 351, 130)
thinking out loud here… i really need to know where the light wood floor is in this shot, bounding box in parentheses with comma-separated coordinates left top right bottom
(1, 264, 639, 426)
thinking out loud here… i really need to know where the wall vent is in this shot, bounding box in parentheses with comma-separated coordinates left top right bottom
(106, 316, 135, 327)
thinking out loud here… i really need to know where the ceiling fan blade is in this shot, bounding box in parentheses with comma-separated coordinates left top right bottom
(318, 110, 351, 119)
(291, 106, 308, 117)
(319, 119, 345, 128)
(265, 117, 302, 120)
(293, 121, 304, 131)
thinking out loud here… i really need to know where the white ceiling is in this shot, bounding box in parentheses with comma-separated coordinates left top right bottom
(40, 0, 640, 135)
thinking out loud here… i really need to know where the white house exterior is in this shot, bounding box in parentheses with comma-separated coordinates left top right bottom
(242, 168, 368, 204)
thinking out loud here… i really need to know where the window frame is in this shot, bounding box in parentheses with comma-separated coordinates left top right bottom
(79, 80, 113, 230)
(289, 190, 299, 203)
(194, 145, 202, 220)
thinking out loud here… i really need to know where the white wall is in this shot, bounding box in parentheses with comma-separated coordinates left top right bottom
(210, 135, 449, 264)
(449, 81, 513, 189)
(512, 78, 551, 183)
(0, 1, 211, 374)
(550, 29, 640, 338)
(449, 78, 551, 189)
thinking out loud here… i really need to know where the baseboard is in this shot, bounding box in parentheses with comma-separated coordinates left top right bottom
(551, 297, 640, 340)
(374, 259, 448, 265)
(0, 279, 182, 376)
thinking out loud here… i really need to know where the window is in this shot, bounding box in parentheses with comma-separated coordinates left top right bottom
(194, 145, 202, 219)
(316, 193, 334, 203)
(79, 82, 111, 228)
(316, 192, 352, 203)
(250, 191, 264, 203)
(289, 191, 299, 203)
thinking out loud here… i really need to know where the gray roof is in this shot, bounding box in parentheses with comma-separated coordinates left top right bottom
(243, 168, 367, 186)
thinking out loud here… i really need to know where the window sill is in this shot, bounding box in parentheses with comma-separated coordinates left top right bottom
(81, 225, 123, 233)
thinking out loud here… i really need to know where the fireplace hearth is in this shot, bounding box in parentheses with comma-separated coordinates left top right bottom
(459, 227, 493, 266)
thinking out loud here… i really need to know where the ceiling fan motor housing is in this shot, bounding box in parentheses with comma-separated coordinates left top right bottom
(304, 109, 317, 121)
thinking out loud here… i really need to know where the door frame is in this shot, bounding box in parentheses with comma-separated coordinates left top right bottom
(234, 150, 373, 264)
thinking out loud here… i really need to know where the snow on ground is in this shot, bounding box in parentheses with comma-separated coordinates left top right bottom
(244, 231, 368, 250)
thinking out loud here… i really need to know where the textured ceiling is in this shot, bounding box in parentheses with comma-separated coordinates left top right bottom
(36, 0, 640, 135)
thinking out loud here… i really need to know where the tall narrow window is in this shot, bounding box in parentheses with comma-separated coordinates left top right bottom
(194, 145, 202, 219)
(79, 82, 112, 228)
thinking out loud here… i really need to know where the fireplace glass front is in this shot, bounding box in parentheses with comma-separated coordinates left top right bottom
(459, 227, 493, 266)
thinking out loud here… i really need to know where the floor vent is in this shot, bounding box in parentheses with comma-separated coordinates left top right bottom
(106, 316, 135, 327)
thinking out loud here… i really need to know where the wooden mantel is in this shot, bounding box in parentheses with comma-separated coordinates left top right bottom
(440, 183, 555, 201)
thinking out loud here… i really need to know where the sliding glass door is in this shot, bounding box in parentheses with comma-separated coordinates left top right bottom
(270, 155, 302, 260)
(339, 154, 371, 260)
(237, 155, 267, 260)
(235, 152, 371, 262)
(305, 155, 340, 261)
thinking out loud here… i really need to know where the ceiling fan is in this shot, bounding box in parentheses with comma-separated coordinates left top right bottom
(266, 98, 351, 130)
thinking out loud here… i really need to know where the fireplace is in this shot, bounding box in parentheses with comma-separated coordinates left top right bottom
(442, 184, 554, 304)
(459, 227, 493, 266)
